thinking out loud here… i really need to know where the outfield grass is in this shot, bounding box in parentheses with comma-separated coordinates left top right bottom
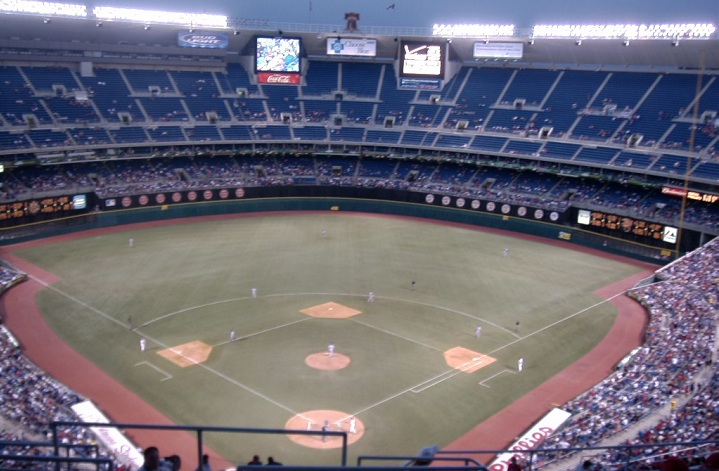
(15, 213, 644, 465)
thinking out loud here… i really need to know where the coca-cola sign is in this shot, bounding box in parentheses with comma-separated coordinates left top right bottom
(257, 72, 301, 85)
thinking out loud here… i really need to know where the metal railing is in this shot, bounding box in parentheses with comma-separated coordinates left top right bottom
(39, 422, 718, 471)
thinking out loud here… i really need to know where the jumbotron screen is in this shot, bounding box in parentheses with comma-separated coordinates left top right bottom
(399, 41, 445, 79)
(255, 37, 301, 73)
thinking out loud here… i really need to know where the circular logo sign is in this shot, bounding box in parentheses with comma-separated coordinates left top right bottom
(456, 198, 465, 208)
(534, 209, 544, 220)
(501, 204, 511, 214)
(172, 192, 182, 203)
(235, 188, 245, 198)
(219, 189, 229, 199)
(138, 195, 149, 206)
(28, 201, 40, 215)
(122, 197, 132, 208)
(155, 193, 166, 204)
(187, 191, 198, 202)
(517, 206, 527, 217)
(471, 200, 480, 210)
(425, 194, 435, 204)
(486, 202, 496, 212)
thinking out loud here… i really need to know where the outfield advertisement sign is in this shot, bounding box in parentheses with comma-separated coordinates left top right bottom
(71, 400, 144, 469)
(326, 37, 377, 56)
(488, 408, 571, 471)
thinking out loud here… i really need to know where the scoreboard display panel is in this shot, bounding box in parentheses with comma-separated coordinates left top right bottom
(576, 209, 676, 244)
(399, 41, 445, 79)
(0, 195, 75, 221)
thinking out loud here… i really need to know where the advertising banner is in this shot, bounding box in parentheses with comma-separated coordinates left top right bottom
(257, 72, 301, 85)
(489, 408, 571, 471)
(71, 400, 144, 469)
(177, 31, 228, 48)
(473, 42, 524, 59)
(326, 37, 377, 57)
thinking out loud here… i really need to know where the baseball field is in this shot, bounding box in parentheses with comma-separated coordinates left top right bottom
(2, 212, 652, 466)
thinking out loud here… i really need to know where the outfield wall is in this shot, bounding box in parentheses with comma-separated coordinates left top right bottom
(0, 186, 678, 263)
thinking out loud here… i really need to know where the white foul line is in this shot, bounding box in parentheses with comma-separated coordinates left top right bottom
(135, 361, 173, 381)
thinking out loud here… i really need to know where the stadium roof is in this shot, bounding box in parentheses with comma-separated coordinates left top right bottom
(32, 0, 719, 31)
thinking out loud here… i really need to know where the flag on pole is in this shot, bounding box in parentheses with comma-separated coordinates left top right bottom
(387, 3, 396, 10)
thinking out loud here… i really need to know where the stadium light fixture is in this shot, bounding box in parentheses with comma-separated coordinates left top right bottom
(0, 0, 86, 17)
(93, 6, 227, 28)
(533, 22, 716, 39)
(432, 23, 515, 38)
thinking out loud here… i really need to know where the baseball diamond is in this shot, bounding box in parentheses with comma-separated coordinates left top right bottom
(0, 213, 655, 467)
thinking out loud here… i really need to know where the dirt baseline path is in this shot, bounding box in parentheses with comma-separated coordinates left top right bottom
(0, 212, 657, 469)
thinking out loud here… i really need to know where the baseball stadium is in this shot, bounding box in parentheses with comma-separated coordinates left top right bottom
(0, 1, 717, 470)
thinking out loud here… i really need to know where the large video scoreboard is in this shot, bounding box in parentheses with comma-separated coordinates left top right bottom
(399, 41, 445, 79)
(255, 36, 301, 73)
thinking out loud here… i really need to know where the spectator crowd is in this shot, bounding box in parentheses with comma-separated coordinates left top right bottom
(541, 238, 718, 469)
(1, 154, 717, 231)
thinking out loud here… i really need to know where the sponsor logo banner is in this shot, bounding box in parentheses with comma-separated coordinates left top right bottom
(559, 231, 572, 240)
(326, 37, 377, 56)
(474, 41, 523, 59)
(71, 400, 144, 469)
(489, 408, 571, 471)
(399, 77, 442, 90)
(661, 186, 686, 197)
(177, 31, 228, 48)
(257, 72, 301, 85)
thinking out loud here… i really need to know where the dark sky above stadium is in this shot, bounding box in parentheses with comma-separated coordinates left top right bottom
(103, 0, 719, 30)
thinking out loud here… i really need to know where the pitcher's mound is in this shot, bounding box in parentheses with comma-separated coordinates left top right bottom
(300, 302, 362, 318)
(286, 410, 364, 449)
(306, 352, 350, 370)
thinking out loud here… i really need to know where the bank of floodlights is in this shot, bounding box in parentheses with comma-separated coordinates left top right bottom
(93, 7, 227, 28)
(0, 0, 86, 17)
(0, 0, 228, 28)
(432, 23, 515, 38)
(532, 23, 716, 39)
(0, 0, 715, 40)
